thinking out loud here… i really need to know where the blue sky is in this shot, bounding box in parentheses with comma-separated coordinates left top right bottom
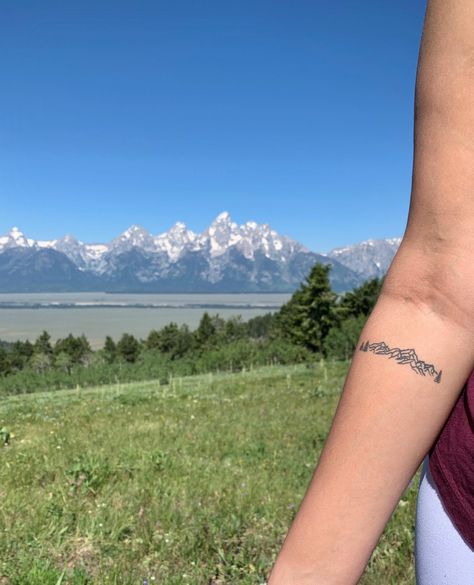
(0, 1, 426, 254)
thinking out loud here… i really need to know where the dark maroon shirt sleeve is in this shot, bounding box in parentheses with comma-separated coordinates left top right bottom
(429, 368, 474, 551)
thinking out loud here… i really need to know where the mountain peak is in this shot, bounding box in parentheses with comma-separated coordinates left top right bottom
(59, 234, 80, 243)
(326, 235, 403, 279)
(9, 226, 24, 237)
(121, 224, 150, 238)
(0, 216, 402, 293)
(4, 226, 30, 247)
(212, 211, 232, 224)
(169, 221, 188, 233)
(109, 224, 154, 253)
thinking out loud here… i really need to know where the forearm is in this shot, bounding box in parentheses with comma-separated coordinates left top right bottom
(268, 249, 474, 584)
(268, 3, 474, 578)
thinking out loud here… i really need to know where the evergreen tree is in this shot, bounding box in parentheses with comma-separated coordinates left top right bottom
(103, 336, 117, 364)
(0, 347, 11, 376)
(157, 322, 181, 354)
(9, 340, 34, 371)
(144, 324, 193, 358)
(338, 276, 384, 320)
(274, 262, 339, 355)
(164, 323, 194, 359)
(223, 316, 245, 342)
(54, 333, 91, 365)
(246, 312, 276, 339)
(145, 329, 161, 350)
(194, 312, 217, 349)
(175, 323, 194, 357)
(324, 314, 368, 360)
(275, 287, 307, 346)
(210, 314, 226, 336)
(34, 331, 53, 357)
(116, 333, 140, 363)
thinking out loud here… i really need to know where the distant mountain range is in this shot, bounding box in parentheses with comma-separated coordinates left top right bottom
(0, 212, 402, 293)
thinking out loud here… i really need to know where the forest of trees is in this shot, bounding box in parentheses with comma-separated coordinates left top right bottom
(0, 262, 384, 395)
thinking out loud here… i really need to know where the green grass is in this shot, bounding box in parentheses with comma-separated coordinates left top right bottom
(0, 362, 418, 584)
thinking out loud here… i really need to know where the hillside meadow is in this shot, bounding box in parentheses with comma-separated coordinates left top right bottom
(0, 362, 418, 584)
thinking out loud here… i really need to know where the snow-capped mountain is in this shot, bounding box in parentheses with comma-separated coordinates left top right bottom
(325, 237, 402, 279)
(154, 222, 198, 261)
(51, 235, 108, 272)
(0, 212, 311, 273)
(0, 226, 31, 249)
(0, 213, 401, 293)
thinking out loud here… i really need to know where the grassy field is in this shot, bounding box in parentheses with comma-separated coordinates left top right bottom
(0, 361, 419, 584)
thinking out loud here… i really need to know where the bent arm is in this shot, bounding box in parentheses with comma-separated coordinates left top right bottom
(268, 1, 474, 583)
(267, 273, 474, 585)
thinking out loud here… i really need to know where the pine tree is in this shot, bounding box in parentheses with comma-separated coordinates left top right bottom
(299, 263, 339, 353)
(195, 312, 217, 349)
(338, 276, 384, 320)
(158, 322, 181, 354)
(103, 336, 117, 364)
(34, 330, 53, 357)
(0, 347, 11, 376)
(145, 330, 161, 350)
(325, 315, 368, 360)
(116, 333, 140, 363)
(9, 340, 34, 371)
(54, 333, 91, 365)
(274, 262, 339, 355)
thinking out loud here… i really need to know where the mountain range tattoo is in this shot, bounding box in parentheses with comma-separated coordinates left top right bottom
(359, 340, 442, 383)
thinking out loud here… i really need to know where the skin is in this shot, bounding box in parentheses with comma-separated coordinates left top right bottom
(267, 2, 474, 584)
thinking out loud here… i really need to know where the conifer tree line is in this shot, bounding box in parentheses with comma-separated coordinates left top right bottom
(0, 262, 384, 395)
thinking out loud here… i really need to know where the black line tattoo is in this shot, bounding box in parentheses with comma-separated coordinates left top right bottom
(359, 340, 442, 384)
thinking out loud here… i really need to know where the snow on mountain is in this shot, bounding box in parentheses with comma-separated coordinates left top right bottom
(239, 220, 307, 261)
(325, 236, 402, 279)
(49, 235, 86, 268)
(201, 211, 242, 257)
(154, 222, 198, 261)
(0, 211, 306, 269)
(36, 239, 58, 248)
(84, 244, 109, 260)
(109, 225, 156, 253)
(0, 215, 403, 292)
(0, 227, 32, 249)
(191, 212, 307, 261)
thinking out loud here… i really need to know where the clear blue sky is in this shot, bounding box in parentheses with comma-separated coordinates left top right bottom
(0, 1, 426, 254)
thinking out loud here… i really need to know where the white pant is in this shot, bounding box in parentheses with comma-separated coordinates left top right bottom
(415, 455, 474, 584)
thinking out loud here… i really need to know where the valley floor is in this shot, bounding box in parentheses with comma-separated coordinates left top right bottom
(0, 363, 418, 584)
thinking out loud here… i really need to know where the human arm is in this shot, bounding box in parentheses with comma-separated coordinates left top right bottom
(267, 1, 474, 583)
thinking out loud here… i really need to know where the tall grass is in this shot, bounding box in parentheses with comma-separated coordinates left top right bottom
(0, 362, 418, 584)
